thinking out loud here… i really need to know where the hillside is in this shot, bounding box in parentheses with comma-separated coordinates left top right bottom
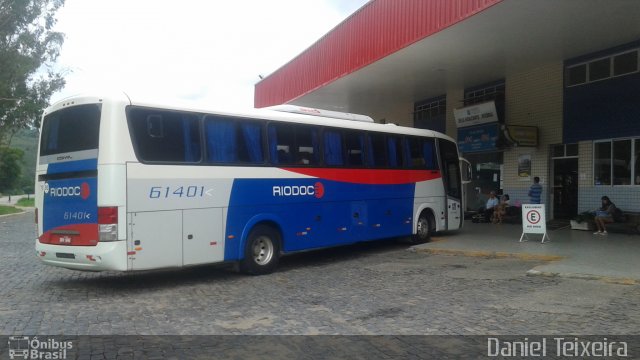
(7, 128, 38, 193)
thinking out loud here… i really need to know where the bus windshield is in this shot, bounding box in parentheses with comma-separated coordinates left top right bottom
(40, 104, 101, 158)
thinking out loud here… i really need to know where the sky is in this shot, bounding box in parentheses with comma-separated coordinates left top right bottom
(50, 0, 369, 108)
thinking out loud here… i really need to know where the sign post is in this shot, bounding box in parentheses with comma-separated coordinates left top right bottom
(520, 204, 550, 243)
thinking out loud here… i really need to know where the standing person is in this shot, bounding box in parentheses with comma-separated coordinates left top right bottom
(593, 196, 617, 235)
(528, 176, 542, 204)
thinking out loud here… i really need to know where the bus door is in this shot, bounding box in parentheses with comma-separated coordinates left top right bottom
(438, 139, 463, 230)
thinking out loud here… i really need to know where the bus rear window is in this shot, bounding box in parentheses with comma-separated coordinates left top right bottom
(40, 104, 101, 156)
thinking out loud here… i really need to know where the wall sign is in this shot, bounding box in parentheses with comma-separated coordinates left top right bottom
(457, 123, 499, 153)
(518, 154, 531, 179)
(454, 101, 499, 128)
(506, 125, 538, 147)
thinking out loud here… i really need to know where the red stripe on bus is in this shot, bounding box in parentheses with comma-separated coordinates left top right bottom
(281, 168, 440, 185)
(39, 223, 99, 246)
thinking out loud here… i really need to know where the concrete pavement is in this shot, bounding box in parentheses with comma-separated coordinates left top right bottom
(413, 221, 640, 284)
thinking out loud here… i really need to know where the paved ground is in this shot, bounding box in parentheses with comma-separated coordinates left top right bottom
(416, 221, 640, 283)
(1, 211, 639, 358)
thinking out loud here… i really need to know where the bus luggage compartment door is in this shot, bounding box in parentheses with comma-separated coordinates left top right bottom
(128, 211, 182, 270)
(182, 208, 224, 266)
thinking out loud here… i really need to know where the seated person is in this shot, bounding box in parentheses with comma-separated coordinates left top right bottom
(492, 194, 510, 223)
(593, 195, 617, 235)
(479, 191, 499, 222)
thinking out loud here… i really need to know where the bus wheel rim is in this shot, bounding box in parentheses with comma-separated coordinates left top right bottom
(418, 218, 429, 238)
(252, 236, 274, 264)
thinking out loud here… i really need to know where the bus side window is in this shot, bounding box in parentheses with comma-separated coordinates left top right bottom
(366, 133, 387, 167)
(205, 117, 238, 163)
(204, 117, 264, 164)
(147, 115, 164, 138)
(294, 126, 319, 166)
(423, 139, 438, 170)
(324, 129, 344, 166)
(268, 123, 294, 165)
(128, 109, 201, 163)
(406, 137, 438, 170)
(345, 131, 364, 167)
(387, 136, 403, 168)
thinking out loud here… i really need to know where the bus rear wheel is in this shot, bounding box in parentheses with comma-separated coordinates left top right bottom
(240, 225, 281, 275)
(412, 212, 433, 244)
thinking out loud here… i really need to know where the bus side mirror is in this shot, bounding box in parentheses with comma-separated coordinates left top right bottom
(459, 157, 472, 184)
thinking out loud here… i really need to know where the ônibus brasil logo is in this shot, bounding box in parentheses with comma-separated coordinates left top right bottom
(44, 182, 90, 200)
(272, 182, 324, 199)
(8, 336, 72, 360)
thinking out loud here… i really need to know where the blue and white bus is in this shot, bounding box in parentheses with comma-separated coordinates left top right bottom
(35, 92, 469, 274)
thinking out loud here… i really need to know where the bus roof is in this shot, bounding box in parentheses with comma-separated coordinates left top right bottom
(46, 91, 456, 143)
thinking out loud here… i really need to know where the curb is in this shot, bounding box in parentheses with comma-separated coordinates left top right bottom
(410, 246, 565, 262)
(526, 268, 638, 285)
(0, 210, 26, 218)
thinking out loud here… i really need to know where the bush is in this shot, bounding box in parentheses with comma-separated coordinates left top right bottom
(16, 198, 34, 207)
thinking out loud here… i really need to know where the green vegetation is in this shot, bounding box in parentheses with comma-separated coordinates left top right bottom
(0, 205, 22, 216)
(16, 197, 34, 207)
(1, 0, 66, 196)
(0, 0, 66, 145)
(4, 129, 38, 194)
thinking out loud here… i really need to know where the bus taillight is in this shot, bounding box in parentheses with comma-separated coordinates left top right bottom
(98, 207, 118, 241)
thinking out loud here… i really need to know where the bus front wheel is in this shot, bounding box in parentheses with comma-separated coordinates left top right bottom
(412, 212, 433, 244)
(240, 225, 281, 275)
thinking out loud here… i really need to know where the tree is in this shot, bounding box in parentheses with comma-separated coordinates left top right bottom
(0, 146, 23, 193)
(0, 0, 66, 145)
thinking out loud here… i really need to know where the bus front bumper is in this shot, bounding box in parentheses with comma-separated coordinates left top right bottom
(35, 240, 128, 271)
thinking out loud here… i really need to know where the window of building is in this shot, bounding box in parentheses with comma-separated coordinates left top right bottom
(635, 139, 640, 185)
(566, 48, 639, 87)
(414, 96, 446, 132)
(613, 50, 638, 76)
(588, 58, 611, 81)
(613, 139, 632, 185)
(594, 138, 640, 186)
(566, 64, 587, 86)
(551, 143, 579, 158)
(463, 83, 505, 106)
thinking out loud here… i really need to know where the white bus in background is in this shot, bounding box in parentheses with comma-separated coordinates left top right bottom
(35, 92, 470, 274)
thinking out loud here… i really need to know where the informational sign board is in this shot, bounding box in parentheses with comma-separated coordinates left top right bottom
(520, 204, 550, 243)
(453, 101, 498, 128)
(457, 123, 499, 153)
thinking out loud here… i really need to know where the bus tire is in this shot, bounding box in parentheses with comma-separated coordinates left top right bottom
(240, 224, 281, 275)
(412, 211, 433, 244)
